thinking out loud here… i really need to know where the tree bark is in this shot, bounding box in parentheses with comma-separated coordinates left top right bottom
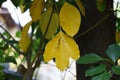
(76, 0, 115, 80)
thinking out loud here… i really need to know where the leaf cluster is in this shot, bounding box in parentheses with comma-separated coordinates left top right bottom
(77, 44, 120, 80)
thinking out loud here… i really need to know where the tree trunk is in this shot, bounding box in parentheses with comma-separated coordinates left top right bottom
(76, 0, 115, 80)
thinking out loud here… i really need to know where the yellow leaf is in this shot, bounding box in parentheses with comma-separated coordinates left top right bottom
(75, 0, 85, 16)
(44, 31, 80, 71)
(59, 2, 81, 37)
(30, 0, 44, 22)
(19, 21, 32, 52)
(40, 7, 59, 39)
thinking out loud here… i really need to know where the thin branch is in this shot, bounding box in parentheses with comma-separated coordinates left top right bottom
(0, 32, 23, 54)
(0, 25, 16, 41)
(32, 7, 54, 68)
(68, 70, 76, 77)
(74, 14, 110, 38)
(23, 4, 54, 80)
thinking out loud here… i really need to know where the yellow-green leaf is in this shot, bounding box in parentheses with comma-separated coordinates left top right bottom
(19, 0, 25, 13)
(59, 2, 81, 37)
(40, 7, 59, 39)
(44, 31, 80, 71)
(19, 21, 32, 52)
(30, 0, 44, 22)
(116, 31, 120, 43)
(75, 0, 85, 16)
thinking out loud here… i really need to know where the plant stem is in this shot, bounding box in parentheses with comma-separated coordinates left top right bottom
(74, 14, 110, 38)
(0, 32, 23, 54)
(0, 25, 16, 40)
(32, 6, 54, 68)
(23, 4, 54, 80)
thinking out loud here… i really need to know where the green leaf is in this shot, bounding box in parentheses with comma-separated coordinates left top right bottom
(3, 32, 10, 39)
(96, 0, 106, 12)
(0, 50, 5, 63)
(40, 7, 59, 39)
(0, 66, 4, 70)
(106, 44, 120, 62)
(112, 66, 120, 75)
(5, 56, 17, 64)
(16, 31, 21, 38)
(0, 39, 4, 47)
(11, 0, 20, 7)
(23, 1, 31, 12)
(5, 73, 21, 80)
(0, 76, 5, 80)
(92, 71, 111, 80)
(0, 72, 5, 80)
(77, 53, 102, 64)
(85, 64, 106, 76)
(0, 0, 5, 7)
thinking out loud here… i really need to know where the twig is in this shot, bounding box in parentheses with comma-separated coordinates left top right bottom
(68, 70, 76, 77)
(22, 4, 54, 80)
(0, 25, 16, 41)
(74, 14, 110, 38)
(32, 7, 54, 69)
(0, 32, 23, 54)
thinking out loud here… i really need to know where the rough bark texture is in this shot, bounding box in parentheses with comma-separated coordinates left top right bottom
(76, 0, 115, 80)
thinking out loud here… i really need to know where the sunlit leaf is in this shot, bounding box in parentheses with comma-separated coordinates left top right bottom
(40, 7, 59, 39)
(59, 2, 81, 37)
(30, 0, 44, 22)
(0, 71, 4, 80)
(44, 31, 80, 71)
(96, 0, 106, 12)
(75, 0, 85, 16)
(19, 21, 32, 52)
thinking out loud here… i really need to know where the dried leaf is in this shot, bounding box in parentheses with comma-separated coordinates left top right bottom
(44, 31, 80, 71)
(30, 0, 44, 22)
(40, 7, 59, 39)
(59, 2, 81, 37)
(19, 21, 32, 52)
